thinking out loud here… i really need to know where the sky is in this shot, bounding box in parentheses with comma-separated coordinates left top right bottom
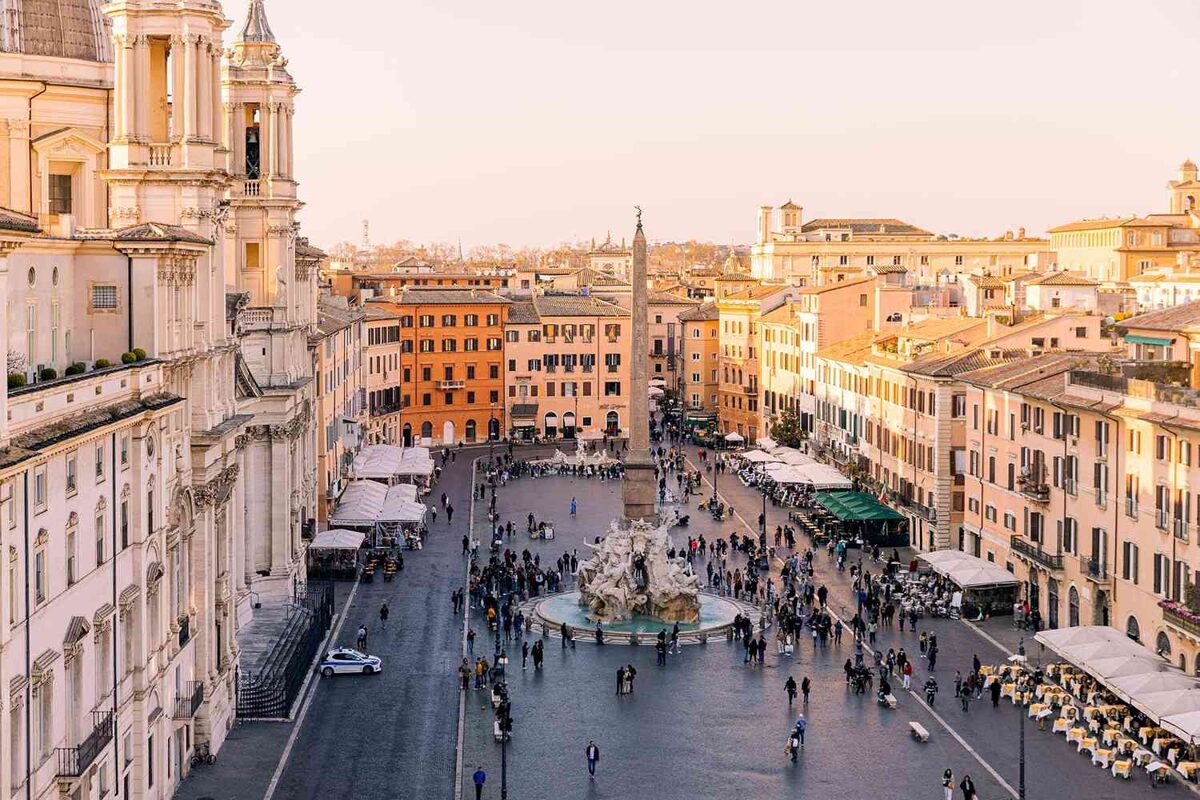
(251, 0, 1200, 249)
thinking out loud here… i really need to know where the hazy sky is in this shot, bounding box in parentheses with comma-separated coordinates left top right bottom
(255, 0, 1200, 249)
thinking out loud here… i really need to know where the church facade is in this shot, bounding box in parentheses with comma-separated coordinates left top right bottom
(0, 0, 321, 797)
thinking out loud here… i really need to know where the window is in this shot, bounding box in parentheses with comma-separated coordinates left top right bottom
(418, 315, 434, 327)
(441, 338, 457, 352)
(465, 314, 479, 326)
(951, 394, 966, 418)
(96, 513, 105, 564)
(48, 173, 72, 214)
(444, 392, 453, 404)
(487, 314, 499, 326)
(34, 548, 45, 604)
(441, 314, 456, 326)
(120, 500, 129, 549)
(604, 381, 621, 396)
(487, 338, 501, 351)
(91, 284, 118, 311)
(422, 393, 431, 406)
(33, 466, 46, 511)
(66, 453, 77, 494)
(464, 338, 479, 351)
(489, 364, 499, 379)
(95, 444, 105, 480)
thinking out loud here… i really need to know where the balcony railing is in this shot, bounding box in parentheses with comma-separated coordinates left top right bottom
(1019, 481, 1051, 503)
(172, 682, 205, 719)
(244, 179, 261, 197)
(1156, 509, 1169, 530)
(1010, 536, 1063, 570)
(1126, 497, 1138, 518)
(1175, 518, 1190, 541)
(148, 143, 172, 167)
(436, 380, 465, 390)
(911, 501, 937, 523)
(369, 404, 401, 418)
(1081, 556, 1110, 583)
(56, 711, 113, 778)
(1162, 600, 1200, 637)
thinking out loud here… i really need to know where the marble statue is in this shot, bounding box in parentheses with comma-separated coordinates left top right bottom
(576, 519, 701, 623)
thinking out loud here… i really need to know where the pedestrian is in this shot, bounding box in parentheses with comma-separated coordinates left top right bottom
(379, 601, 390, 629)
(793, 714, 807, 748)
(960, 684, 971, 713)
(473, 767, 486, 800)
(990, 678, 1002, 708)
(928, 645, 938, 671)
(467, 628, 475, 655)
(570, 496, 577, 516)
(461, 534, 468, 555)
(356, 624, 368, 651)
(586, 740, 600, 779)
(785, 676, 797, 704)
(942, 769, 954, 800)
(447, 503, 454, 524)
(959, 773, 976, 800)
(624, 664, 637, 694)
(902, 660, 912, 689)
(522, 641, 529, 670)
(431, 506, 438, 525)
(953, 670, 962, 697)
(616, 665, 626, 696)
(801, 675, 811, 704)
(458, 658, 471, 691)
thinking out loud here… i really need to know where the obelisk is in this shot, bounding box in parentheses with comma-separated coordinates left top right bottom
(622, 208, 657, 521)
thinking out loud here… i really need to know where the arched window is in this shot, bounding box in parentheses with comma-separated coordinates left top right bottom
(1156, 631, 1172, 658)
(420, 421, 433, 440)
(1068, 585, 1079, 628)
(544, 412, 558, 438)
(465, 419, 477, 443)
(403, 423, 413, 447)
(1126, 616, 1141, 642)
(605, 411, 619, 435)
(487, 418, 500, 441)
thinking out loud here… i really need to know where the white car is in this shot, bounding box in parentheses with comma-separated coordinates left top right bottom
(320, 647, 382, 677)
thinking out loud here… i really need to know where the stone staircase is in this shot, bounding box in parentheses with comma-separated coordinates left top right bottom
(236, 602, 314, 679)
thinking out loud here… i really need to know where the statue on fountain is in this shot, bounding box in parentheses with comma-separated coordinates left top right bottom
(576, 519, 701, 623)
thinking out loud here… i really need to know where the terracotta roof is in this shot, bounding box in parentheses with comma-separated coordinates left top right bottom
(720, 284, 788, 302)
(362, 303, 399, 321)
(573, 267, 629, 288)
(678, 302, 719, 322)
(113, 222, 212, 245)
(959, 353, 1102, 390)
(0, 206, 38, 233)
(316, 304, 363, 337)
(899, 317, 988, 342)
(801, 218, 932, 236)
(1118, 300, 1200, 333)
(1027, 272, 1098, 287)
(796, 277, 875, 295)
(816, 331, 875, 365)
(646, 289, 699, 305)
(970, 274, 1006, 289)
(394, 288, 511, 305)
(507, 302, 539, 324)
(1048, 216, 1139, 234)
(295, 237, 327, 260)
(868, 263, 908, 275)
(779, 200, 800, 210)
(903, 348, 1023, 378)
(506, 296, 629, 322)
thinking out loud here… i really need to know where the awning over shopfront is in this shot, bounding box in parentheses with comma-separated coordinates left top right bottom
(724, 432, 744, 443)
(349, 444, 434, 480)
(1124, 334, 1174, 347)
(511, 403, 538, 422)
(814, 491, 904, 522)
(310, 529, 367, 550)
(793, 463, 852, 490)
(740, 450, 778, 464)
(918, 550, 1021, 590)
(1035, 625, 1200, 743)
(774, 447, 815, 466)
(329, 481, 428, 528)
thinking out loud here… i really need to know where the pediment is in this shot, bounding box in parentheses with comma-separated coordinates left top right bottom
(32, 129, 106, 158)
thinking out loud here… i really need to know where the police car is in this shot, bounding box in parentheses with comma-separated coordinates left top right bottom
(319, 647, 382, 677)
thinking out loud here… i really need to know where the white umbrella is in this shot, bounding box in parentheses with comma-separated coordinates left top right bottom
(724, 432, 745, 443)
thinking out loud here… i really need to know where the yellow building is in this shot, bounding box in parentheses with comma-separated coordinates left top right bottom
(716, 284, 795, 443)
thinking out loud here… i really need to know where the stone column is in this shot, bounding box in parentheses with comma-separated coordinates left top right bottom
(197, 39, 211, 140)
(134, 35, 150, 140)
(210, 47, 222, 145)
(267, 102, 279, 177)
(622, 212, 657, 521)
(183, 36, 198, 140)
(170, 36, 186, 140)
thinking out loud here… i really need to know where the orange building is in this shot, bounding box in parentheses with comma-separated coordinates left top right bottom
(364, 288, 510, 446)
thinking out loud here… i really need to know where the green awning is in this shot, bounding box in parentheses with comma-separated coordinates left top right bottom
(813, 491, 904, 522)
(1124, 334, 1173, 347)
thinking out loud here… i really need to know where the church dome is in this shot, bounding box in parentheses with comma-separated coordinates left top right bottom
(0, 0, 111, 63)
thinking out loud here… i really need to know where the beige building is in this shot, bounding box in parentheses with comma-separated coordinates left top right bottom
(504, 296, 631, 440)
(716, 284, 795, 444)
(313, 298, 365, 521)
(677, 303, 720, 413)
(751, 202, 1049, 287)
(760, 277, 875, 434)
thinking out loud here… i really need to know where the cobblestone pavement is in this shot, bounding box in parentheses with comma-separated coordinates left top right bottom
(460, 443, 1188, 800)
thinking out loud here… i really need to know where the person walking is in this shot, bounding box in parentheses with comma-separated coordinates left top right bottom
(801, 675, 811, 705)
(990, 677, 1002, 708)
(522, 641, 529, 671)
(356, 624, 368, 651)
(960, 683, 971, 713)
(793, 714, 807, 749)
(473, 767, 486, 800)
(941, 769, 954, 800)
(447, 503, 454, 524)
(959, 774, 977, 800)
(570, 497, 577, 516)
(379, 601, 390, 629)
(467, 628, 475, 655)
(785, 676, 797, 705)
(586, 740, 601, 779)
(430, 506, 438, 525)
(616, 665, 626, 696)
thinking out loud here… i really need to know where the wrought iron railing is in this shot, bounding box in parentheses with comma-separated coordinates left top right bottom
(56, 711, 113, 778)
(1010, 536, 1063, 570)
(172, 682, 204, 719)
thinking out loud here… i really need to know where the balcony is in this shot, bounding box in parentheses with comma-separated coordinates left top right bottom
(172, 682, 205, 720)
(369, 404, 401, 418)
(239, 306, 289, 332)
(244, 179, 261, 197)
(742, 385, 758, 395)
(1010, 536, 1063, 570)
(911, 501, 937, 523)
(1080, 556, 1110, 584)
(436, 380, 465, 390)
(148, 143, 173, 167)
(1018, 480, 1050, 503)
(1161, 600, 1200, 638)
(55, 711, 113, 778)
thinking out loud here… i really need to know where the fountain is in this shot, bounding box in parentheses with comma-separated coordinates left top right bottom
(576, 519, 701, 623)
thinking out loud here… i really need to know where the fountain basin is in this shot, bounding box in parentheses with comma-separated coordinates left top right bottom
(524, 590, 763, 644)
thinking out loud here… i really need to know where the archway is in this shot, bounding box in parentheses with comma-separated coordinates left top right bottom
(544, 412, 558, 438)
(465, 419, 477, 443)
(1068, 585, 1079, 628)
(1046, 578, 1059, 629)
(442, 420, 455, 444)
(488, 417, 500, 441)
(605, 411, 619, 436)
(1157, 631, 1173, 659)
(563, 412, 576, 440)
(420, 421, 433, 441)
(1126, 615, 1141, 643)
(402, 423, 413, 448)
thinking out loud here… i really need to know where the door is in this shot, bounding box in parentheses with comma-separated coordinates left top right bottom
(402, 423, 413, 447)
(442, 420, 454, 444)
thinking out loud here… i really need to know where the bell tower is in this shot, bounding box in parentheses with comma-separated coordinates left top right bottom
(102, 0, 230, 225)
(223, 0, 303, 314)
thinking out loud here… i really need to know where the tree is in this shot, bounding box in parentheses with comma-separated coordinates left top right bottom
(769, 407, 807, 449)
